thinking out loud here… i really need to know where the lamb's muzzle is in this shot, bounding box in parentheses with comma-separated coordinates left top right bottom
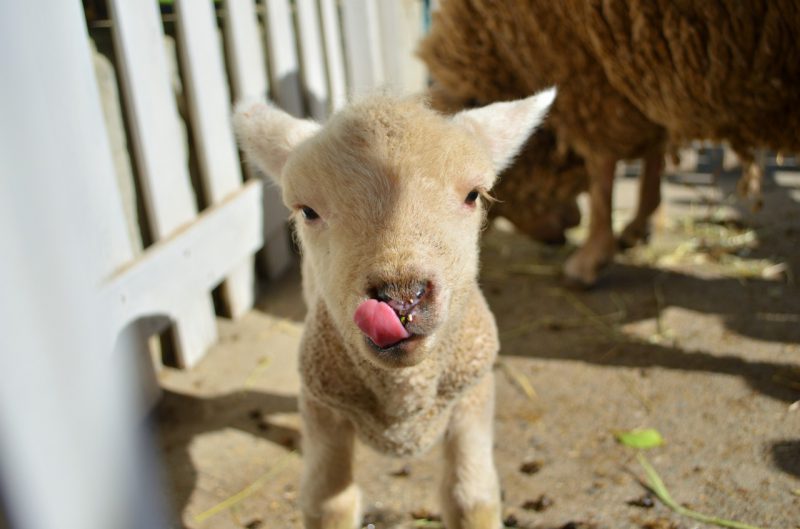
(354, 279, 433, 354)
(353, 298, 411, 349)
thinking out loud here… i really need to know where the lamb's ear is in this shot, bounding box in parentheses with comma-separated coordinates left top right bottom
(233, 100, 321, 184)
(452, 87, 556, 173)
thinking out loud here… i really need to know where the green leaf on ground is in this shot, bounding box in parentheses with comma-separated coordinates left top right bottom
(615, 428, 665, 449)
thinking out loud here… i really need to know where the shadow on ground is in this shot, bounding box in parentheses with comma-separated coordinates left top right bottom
(770, 439, 800, 479)
(485, 262, 798, 399)
(481, 168, 799, 401)
(153, 389, 299, 527)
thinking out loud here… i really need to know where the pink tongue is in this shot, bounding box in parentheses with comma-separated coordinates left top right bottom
(353, 299, 411, 348)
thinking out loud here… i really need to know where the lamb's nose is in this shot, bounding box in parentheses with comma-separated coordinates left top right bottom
(374, 281, 429, 314)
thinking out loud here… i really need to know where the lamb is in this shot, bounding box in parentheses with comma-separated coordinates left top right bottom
(419, 0, 800, 286)
(233, 89, 556, 529)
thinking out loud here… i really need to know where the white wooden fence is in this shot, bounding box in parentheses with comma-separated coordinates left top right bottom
(86, 0, 428, 371)
(1, 1, 427, 527)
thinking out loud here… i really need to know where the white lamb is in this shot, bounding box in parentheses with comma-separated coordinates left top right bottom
(233, 88, 555, 529)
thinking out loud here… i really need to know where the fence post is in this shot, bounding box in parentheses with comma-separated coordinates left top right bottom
(174, 0, 256, 318)
(0, 2, 167, 527)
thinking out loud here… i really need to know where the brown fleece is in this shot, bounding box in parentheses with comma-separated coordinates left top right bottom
(420, 0, 800, 244)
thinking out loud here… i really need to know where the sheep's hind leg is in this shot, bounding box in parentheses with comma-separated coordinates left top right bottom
(737, 151, 764, 212)
(564, 157, 617, 287)
(300, 394, 361, 529)
(440, 374, 501, 529)
(619, 151, 664, 249)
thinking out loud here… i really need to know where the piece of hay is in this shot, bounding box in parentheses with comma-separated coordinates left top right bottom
(193, 451, 297, 523)
(499, 361, 538, 400)
(243, 356, 272, 389)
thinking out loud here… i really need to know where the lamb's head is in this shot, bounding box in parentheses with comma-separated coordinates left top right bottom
(234, 90, 554, 367)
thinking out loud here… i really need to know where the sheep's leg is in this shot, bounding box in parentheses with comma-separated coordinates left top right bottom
(619, 152, 664, 249)
(440, 374, 501, 529)
(564, 157, 617, 287)
(737, 153, 765, 212)
(299, 394, 361, 529)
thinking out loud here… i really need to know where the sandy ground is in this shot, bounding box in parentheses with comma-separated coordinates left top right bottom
(154, 155, 800, 529)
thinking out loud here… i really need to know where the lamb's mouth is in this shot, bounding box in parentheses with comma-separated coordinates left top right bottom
(365, 333, 427, 367)
(366, 332, 424, 353)
(353, 294, 434, 363)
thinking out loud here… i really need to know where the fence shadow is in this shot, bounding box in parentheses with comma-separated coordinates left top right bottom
(152, 388, 299, 528)
(769, 439, 800, 479)
(485, 258, 799, 402)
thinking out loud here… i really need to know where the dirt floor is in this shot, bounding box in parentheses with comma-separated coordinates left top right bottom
(154, 153, 800, 529)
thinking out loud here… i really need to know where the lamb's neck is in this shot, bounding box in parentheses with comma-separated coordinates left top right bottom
(345, 342, 441, 419)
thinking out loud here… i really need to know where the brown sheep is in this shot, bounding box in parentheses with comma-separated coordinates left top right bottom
(234, 89, 556, 529)
(419, 0, 800, 286)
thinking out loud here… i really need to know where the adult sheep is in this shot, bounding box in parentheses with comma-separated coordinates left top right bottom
(420, 0, 800, 287)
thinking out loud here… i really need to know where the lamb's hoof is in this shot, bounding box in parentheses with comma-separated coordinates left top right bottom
(446, 502, 501, 529)
(302, 484, 362, 529)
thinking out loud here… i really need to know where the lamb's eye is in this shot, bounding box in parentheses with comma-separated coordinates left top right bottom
(300, 206, 320, 221)
(464, 189, 480, 205)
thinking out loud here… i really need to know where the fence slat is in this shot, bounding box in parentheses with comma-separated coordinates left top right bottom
(341, 0, 385, 96)
(174, 0, 243, 201)
(91, 41, 145, 256)
(377, 0, 427, 95)
(223, 0, 292, 280)
(174, 0, 255, 318)
(295, 0, 329, 121)
(255, 0, 301, 277)
(263, 0, 304, 117)
(107, 0, 217, 367)
(90, 29, 160, 405)
(318, 0, 348, 110)
(0, 2, 167, 526)
(222, 0, 269, 101)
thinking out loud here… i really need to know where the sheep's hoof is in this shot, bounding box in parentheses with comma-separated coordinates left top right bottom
(562, 243, 614, 289)
(618, 223, 650, 250)
(561, 271, 596, 290)
(563, 254, 600, 289)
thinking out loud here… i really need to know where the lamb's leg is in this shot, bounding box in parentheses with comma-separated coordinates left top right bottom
(564, 157, 617, 287)
(619, 152, 664, 249)
(300, 394, 361, 529)
(440, 374, 501, 529)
